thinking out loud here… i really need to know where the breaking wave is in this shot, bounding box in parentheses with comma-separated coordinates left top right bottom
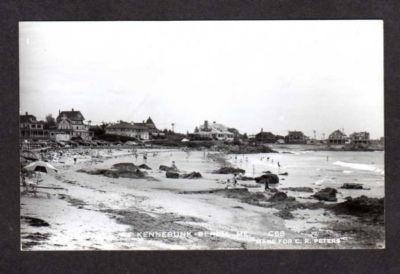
(333, 161, 384, 175)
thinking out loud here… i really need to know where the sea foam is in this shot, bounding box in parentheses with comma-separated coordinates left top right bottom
(333, 161, 384, 175)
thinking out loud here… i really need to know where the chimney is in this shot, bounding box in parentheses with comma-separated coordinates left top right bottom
(59, 110, 60, 115)
(204, 120, 208, 130)
(72, 108, 74, 112)
(25, 112, 28, 115)
(261, 128, 263, 132)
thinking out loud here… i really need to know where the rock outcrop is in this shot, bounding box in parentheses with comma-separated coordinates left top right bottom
(213, 167, 245, 174)
(312, 187, 338, 202)
(255, 173, 279, 184)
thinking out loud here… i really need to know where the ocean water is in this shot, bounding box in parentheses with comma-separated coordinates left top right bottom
(228, 149, 384, 200)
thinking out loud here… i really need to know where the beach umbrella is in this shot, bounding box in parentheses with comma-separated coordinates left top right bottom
(23, 161, 58, 174)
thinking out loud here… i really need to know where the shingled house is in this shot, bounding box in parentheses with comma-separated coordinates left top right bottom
(285, 131, 307, 144)
(328, 129, 348, 145)
(20, 112, 47, 140)
(106, 121, 151, 140)
(349, 131, 370, 145)
(192, 120, 234, 142)
(53, 108, 93, 141)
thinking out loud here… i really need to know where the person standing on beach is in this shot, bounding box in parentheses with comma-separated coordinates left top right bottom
(264, 177, 270, 190)
(233, 174, 238, 188)
(73, 155, 77, 165)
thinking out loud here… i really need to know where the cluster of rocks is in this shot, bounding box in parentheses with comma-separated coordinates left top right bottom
(160, 165, 202, 179)
(213, 167, 245, 174)
(78, 162, 149, 179)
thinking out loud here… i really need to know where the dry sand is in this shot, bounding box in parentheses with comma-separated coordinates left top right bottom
(20, 148, 384, 250)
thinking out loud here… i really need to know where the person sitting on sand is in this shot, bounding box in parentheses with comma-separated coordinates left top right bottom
(225, 179, 231, 189)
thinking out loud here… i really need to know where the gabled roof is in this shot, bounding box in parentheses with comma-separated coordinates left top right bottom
(20, 114, 37, 123)
(329, 129, 346, 138)
(146, 117, 155, 125)
(56, 110, 85, 122)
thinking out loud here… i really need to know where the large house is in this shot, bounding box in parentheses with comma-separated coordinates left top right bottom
(285, 131, 307, 144)
(105, 120, 154, 140)
(349, 132, 370, 145)
(20, 112, 47, 140)
(52, 109, 93, 141)
(193, 120, 234, 142)
(328, 129, 348, 145)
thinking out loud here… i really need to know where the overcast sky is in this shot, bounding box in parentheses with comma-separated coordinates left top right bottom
(19, 21, 383, 138)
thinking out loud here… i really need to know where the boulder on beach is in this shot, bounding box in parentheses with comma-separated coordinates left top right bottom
(268, 191, 296, 202)
(255, 173, 279, 184)
(166, 171, 180, 178)
(341, 183, 363, 189)
(112, 162, 137, 171)
(312, 187, 338, 202)
(213, 167, 245, 174)
(279, 172, 289, 176)
(182, 172, 202, 179)
(138, 164, 152, 170)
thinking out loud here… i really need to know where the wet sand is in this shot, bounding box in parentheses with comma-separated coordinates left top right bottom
(20, 148, 384, 250)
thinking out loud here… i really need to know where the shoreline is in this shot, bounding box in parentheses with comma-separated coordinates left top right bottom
(20, 147, 384, 250)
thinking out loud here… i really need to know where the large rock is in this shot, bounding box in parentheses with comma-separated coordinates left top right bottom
(255, 173, 279, 184)
(138, 164, 152, 170)
(112, 162, 137, 171)
(341, 183, 363, 189)
(182, 172, 202, 179)
(166, 171, 180, 178)
(268, 191, 296, 202)
(213, 167, 245, 174)
(313, 187, 338, 202)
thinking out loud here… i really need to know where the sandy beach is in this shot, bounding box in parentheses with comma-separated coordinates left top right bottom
(20, 147, 384, 250)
